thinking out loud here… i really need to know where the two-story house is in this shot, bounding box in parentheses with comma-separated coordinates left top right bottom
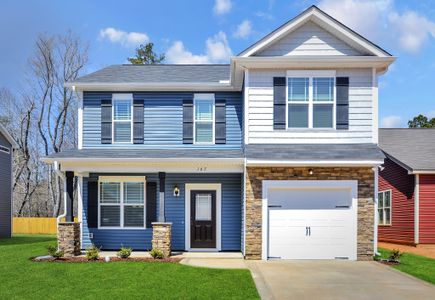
(43, 6, 395, 260)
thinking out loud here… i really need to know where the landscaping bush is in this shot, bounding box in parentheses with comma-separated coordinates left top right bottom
(86, 245, 100, 260)
(389, 249, 403, 262)
(117, 247, 132, 259)
(150, 249, 164, 259)
(46, 244, 64, 259)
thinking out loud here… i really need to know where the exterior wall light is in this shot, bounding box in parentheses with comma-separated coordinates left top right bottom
(173, 185, 180, 197)
(308, 168, 314, 175)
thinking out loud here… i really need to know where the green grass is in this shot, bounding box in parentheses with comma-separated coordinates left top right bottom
(379, 248, 435, 284)
(0, 235, 259, 299)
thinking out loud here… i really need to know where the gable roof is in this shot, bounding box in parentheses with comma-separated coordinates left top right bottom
(379, 129, 435, 173)
(238, 5, 392, 57)
(0, 124, 18, 149)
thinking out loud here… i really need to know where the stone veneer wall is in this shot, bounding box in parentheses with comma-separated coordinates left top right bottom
(152, 222, 172, 258)
(245, 167, 374, 261)
(58, 222, 81, 256)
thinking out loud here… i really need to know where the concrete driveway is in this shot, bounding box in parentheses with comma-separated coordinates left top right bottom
(246, 260, 435, 300)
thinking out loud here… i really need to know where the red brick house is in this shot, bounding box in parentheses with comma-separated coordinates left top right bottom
(378, 129, 435, 245)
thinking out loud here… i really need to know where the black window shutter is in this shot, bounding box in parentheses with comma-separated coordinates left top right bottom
(101, 99, 112, 144)
(215, 99, 226, 144)
(146, 182, 157, 227)
(182, 99, 194, 144)
(336, 77, 349, 130)
(273, 77, 286, 130)
(133, 99, 144, 144)
(87, 178, 98, 228)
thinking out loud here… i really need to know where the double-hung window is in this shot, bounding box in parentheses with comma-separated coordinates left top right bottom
(99, 177, 146, 229)
(378, 190, 392, 225)
(194, 94, 215, 144)
(287, 71, 335, 129)
(113, 94, 133, 143)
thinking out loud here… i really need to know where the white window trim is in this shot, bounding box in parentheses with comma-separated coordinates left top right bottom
(98, 176, 147, 230)
(112, 93, 133, 144)
(185, 183, 221, 251)
(193, 93, 215, 145)
(286, 70, 336, 130)
(378, 189, 392, 226)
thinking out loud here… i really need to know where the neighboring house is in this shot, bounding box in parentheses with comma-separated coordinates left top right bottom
(0, 125, 18, 238)
(378, 129, 435, 245)
(43, 6, 395, 260)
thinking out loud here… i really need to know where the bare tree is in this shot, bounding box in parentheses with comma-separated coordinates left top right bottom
(30, 31, 88, 216)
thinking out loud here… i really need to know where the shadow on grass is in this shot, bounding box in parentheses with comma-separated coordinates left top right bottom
(0, 235, 56, 246)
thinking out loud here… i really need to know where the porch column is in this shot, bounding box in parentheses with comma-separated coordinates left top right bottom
(65, 171, 74, 222)
(158, 172, 166, 222)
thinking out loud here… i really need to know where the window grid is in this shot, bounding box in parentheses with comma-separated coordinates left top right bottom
(193, 96, 215, 144)
(99, 179, 146, 229)
(287, 76, 336, 129)
(112, 98, 133, 144)
(378, 190, 392, 225)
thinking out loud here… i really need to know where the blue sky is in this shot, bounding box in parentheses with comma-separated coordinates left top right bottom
(1, 0, 434, 127)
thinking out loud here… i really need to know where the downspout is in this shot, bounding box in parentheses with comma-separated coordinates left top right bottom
(373, 166, 379, 256)
(53, 161, 67, 225)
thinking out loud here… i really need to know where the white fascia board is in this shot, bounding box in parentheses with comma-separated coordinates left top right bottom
(41, 157, 244, 164)
(65, 82, 241, 92)
(0, 124, 19, 149)
(246, 159, 384, 167)
(410, 170, 435, 174)
(233, 56, 396, 70)
(240, 7, 390, 57)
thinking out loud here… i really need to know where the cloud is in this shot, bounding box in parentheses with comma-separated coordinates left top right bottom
(234, 20, 253, 39)
(381, 115, 402, 128)
(318, 0, 435, 53)
(214, 0, 232, 15)
(388, 11, 435, 53)
(166, 31, 232, 64)
(99, 27, 149, 48)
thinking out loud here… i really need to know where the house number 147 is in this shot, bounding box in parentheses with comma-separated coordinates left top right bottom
(197, 167, 207, 172)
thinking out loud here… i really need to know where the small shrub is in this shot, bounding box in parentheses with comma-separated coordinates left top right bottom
(117, 247, 132, 259)
(46, 244, 64, 259)
(389, 249, 403, 262)
(150, 248, 164, 259)
(373, 254, 381, 261)
(86, 245, 100, 261)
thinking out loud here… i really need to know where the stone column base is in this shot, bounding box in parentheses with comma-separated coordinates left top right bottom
(58, 222, 81, 257)
(152, 222, 172, 258)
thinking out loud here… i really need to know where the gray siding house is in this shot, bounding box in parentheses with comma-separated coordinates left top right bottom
(0, 125, 18, 238)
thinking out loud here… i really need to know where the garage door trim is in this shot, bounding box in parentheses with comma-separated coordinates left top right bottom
(262, 180, 358, 260)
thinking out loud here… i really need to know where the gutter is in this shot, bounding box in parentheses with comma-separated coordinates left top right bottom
(53, 161, 67, 227)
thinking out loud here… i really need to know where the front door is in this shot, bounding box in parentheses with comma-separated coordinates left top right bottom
(190, 190, 216, 248)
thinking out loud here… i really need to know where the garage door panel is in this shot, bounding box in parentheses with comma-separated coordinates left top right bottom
(267, 185, 357, 260)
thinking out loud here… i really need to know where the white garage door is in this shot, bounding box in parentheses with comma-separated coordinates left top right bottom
(266, 182, 357, 260)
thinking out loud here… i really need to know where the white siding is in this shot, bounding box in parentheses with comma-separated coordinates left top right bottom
(255, 21, 365, 56)
(246, 69, 374, 144)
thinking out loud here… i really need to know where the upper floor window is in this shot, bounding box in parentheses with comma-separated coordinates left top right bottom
(194, 94, 215, 144)
(378, 190, 392, 225)
(287, 71, 335, 129)
(113, 95, 133, 143)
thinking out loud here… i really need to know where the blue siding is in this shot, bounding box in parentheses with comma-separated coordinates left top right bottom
(82, 92, 242, 149)
(82, 173, 242, 251)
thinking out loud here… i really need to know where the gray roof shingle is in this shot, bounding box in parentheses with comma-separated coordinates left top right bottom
(45, 148, 243, 160)
(71, 64, 230, 84)
(379, 128, 435, 172)
(245, 144, 385, 161)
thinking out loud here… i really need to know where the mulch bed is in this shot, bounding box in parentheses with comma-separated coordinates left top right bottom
(377, 260, 400, 266)
(32, 256, 182, 263)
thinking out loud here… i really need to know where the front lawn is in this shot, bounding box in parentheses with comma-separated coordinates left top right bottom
(378, 248, 435, 284)
(0, 235, 259, 299)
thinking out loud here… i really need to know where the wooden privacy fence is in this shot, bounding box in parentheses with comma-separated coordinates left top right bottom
(13, 217, 78, 234)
